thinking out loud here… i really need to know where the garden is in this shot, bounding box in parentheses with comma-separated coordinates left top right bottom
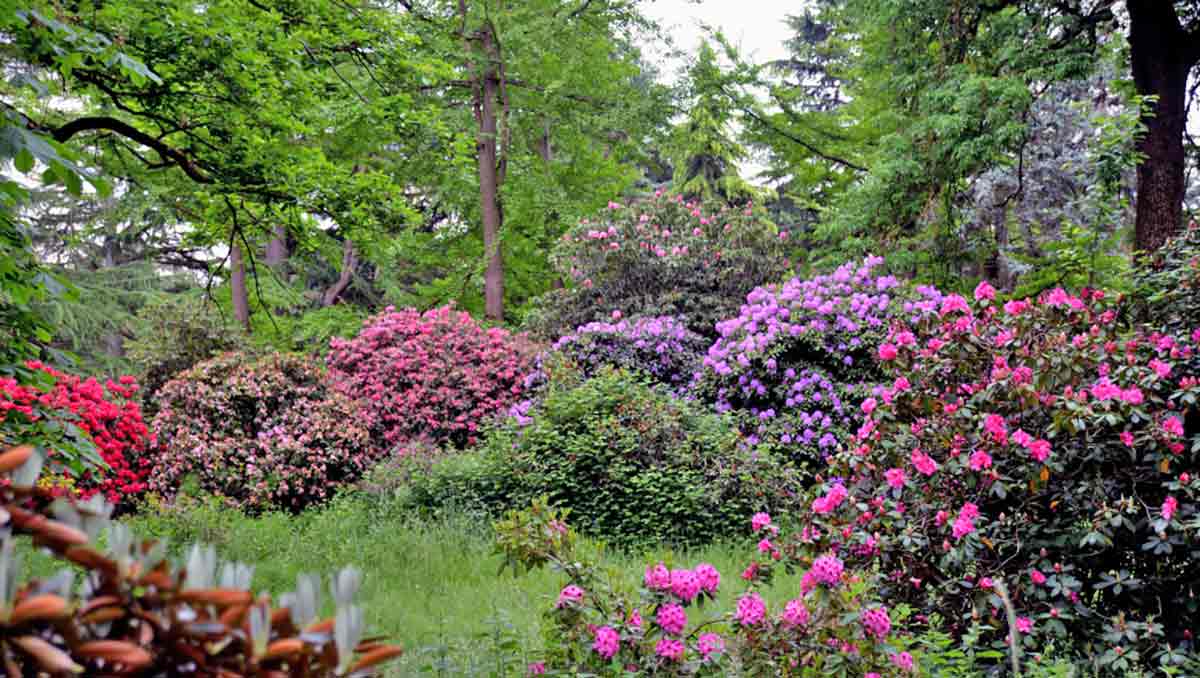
(3, 1, 1200, 676)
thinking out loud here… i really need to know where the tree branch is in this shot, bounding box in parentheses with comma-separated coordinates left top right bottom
(52, 116, 212, 183)
(740, 107, 866, 172)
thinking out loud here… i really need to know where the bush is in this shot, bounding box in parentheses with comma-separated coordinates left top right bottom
(149, 351, 376, 511)
(409, 369, 803, 546)
(550, 315, 707, 393)
(0, 444, 401, 676)
(524, 193, 794, 341)
(797, 283, 1200, 672)
(0, 360, 151, 507)
(127, 295, 241, 419)
(696, 256, 942, 466)
(327, 305, 536, 450)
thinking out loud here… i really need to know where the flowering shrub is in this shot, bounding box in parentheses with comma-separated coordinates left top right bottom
(524, 193, 793, 341)
(497, 504, 918, 675)
(798, 282, 1200, 672)
(1, 361, 150, 506)
(696, 256, 942, 464)
(407, 369, 802, 546)
(550, 315, 707, 393)
(149, 351, 376, 511)
(327, 305, 535, 450)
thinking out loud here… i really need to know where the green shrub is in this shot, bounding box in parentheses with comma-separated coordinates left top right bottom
(407, 369, 803, 547)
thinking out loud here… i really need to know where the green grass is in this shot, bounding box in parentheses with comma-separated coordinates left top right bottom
(23, 491, 778, 676)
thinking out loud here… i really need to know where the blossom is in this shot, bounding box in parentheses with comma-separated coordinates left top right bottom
(885, 468, 907, 489)
(1163, 496, 1179, 522)
(670, 569, 701, 602)
(890, 651, 915, 672)
(812, 483, 848, 514)
(1120, 431, 1135, 447)
(655, 637, 685, 661)
(969, 450, 993, 470)
(983, 414, 1008, 443)
(1016, 617, 1034, 634)
(644, 563, 670, 590)
(757, 538, 774, 554)
(592, 626, 620, 659)
(751, 512, 772, 532)
(735, 592, 766, 626)
(656, 603, 688, 635)
(811, 555, 844, 586)
(693, 563, 721, 593)
(1004, 299, 1029, 315)
(527, 662, 546, 675)
(1164, 416, 1185, 437)
(1150, 358, 1171, 378)
(861, 397, 878, 415)
(781, 599, 810, 627)
(952, 503, 980, 540)
(697, 633, 724, 659)
(1030, 570, 1046, 585)
(939, 294, 971, 316)
(911, 449, 938, 476)
(974, 280, 996, 301)
(1028, 439, 1052, 463)
(628, 610, 642, 629)
(556, 585, 584, 608)
(878, 343, 898, 360)
(861, 607, 891, 640)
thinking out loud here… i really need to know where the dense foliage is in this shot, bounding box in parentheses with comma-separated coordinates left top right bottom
(549, 315, 706, 393)
(795, 283, 1200, 672)
(149, 351, 375, 511)
(526, 193, 793, 341)
(327, 306, 536, 450)
(696, 256, 942, 466)
(0, 444, 401, 676)
(409, 369, 801, 546)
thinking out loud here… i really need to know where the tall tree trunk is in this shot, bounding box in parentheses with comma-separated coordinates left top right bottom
(322, 238, 357, 307)
(265, 224, 288, 268)
(230, 241, 251, 332)
(1127, 1, 1199, 253)
(476, 25, 505, 322)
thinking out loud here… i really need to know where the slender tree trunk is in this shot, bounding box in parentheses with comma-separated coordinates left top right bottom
(1127, 1, 1199, 252)
(265, 224, 288, 268)
(230, 241, 251, 332)
(476, 25, 505, 322)
(322, 238, 358, 307)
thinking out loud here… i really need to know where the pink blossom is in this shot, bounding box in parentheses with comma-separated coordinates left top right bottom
(861, 607, 891, 640)
(1030, 570, 1046, 585)
(811, 483, 848, 514)
(1121, 387, 1144, 405)
(556, 585, 584, 608)
(1150, 358, 1172, 378)
(811, 555, 844, 586)
(861, 397, 877, 415)
(629, 610, 642, 628)
(656, 603, 688, 635)
(655, 638, 685, 661)
(527, 662, 546, 675)
(735, 592, 767, 626)
(757, 538, 774, 554)
(1016, 617, 1033, 634)
(1004, 299, 1029, 315)
(592, 626, 620, 659)
(894, 331, 916, 346)
(611, 310, 622, 320)
(1163, 496, 1179, 522)
(974, 280, 996, 301)
(978, 577, 994, 589)
(644, 563, 670, 590)
(969, 450, 993, 470)
(693, 563, 720, 593)
(697, 633, 724, 659)
(781, 599, 810, 627)
(670, 569, 701, 602)
(878, 343, 898, 361)
(952, 503, 980, 540)
(885, 468, 907, 489)
(984, 414, 1008, 443)
(890, 651, 915, 672)
(1120, 431, 1135, 447)
(911, 449, 939, 476)
(1028, 439, 1052, 463)
(939, 294, 971, 316)
(1164, 416, 1185, 437)
(751, 512, 772, 532)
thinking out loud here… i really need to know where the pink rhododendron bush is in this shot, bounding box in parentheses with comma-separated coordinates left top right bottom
(525, 193, 793, 341)
(150, 351, 376, 511)
(327, 305, 536, 450)
(696, 256, 943, 465)
(800, 283, 1200, 672)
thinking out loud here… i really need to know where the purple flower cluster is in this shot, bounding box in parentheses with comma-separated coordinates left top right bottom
(552, 315, 707, 392)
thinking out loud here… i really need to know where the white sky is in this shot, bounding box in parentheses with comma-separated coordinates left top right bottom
(643, 0, 794, 80)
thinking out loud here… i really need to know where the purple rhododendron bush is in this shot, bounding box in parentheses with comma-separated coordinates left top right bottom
(327, 305, 537, 450)
(524, 193, 794, 342)
(150, 351, 377, 511)
(550, 315, 707, 393)
(696, 256, 944, 466)
(793, 282, 1200, 671)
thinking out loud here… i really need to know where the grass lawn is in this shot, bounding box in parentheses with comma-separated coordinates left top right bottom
(24, 491, 780, 676)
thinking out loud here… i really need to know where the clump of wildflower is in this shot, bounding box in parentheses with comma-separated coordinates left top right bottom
(656, 603, 687, 635)
(591, 626, 619, 659)
(735, 592, 767, 626)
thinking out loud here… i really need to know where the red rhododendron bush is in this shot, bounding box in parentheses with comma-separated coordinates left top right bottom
(1, 360, 150, 506)
(327, 305, 536, 450)
(149, 351, 376, 511)
(799, 282, 1200, 671)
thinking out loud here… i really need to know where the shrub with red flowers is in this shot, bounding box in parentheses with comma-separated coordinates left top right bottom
(497, 501, 919, 676)
(524, 193, 793, 341)
(798, 282, 1200, 673)
(696, 256, 943, 467)
(149, 351, 376, 511)
(327, 305, 536, 450)
(1, 361, 150, 506)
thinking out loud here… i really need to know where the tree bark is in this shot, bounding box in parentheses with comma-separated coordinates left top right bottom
(476, 24, 505, 322)
(322, 238, 358, 307)
(230, 241, 251, 332)
(1127, 1, 1198, 253)
(265, 224, 288, 268)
